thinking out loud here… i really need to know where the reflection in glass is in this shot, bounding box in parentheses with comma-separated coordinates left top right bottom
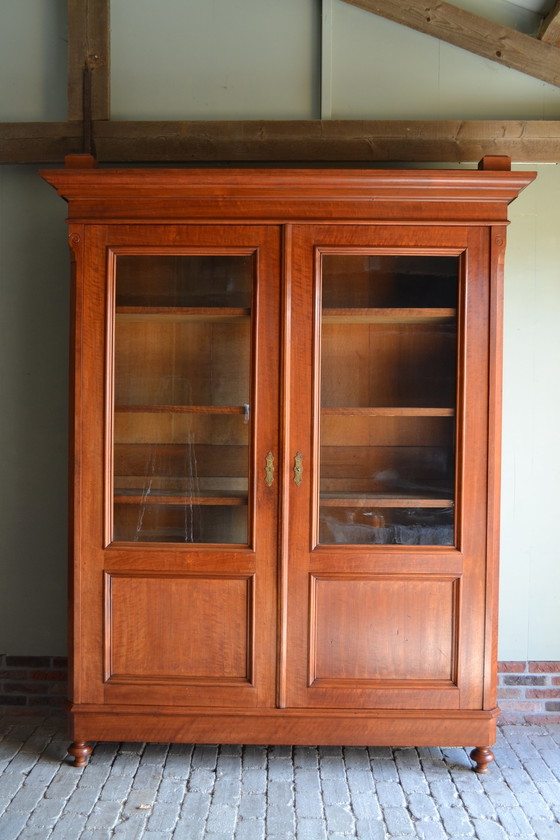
(112, 254, 253, 544)
(319, 254, 459, 546)
(319, 507, 454, 546)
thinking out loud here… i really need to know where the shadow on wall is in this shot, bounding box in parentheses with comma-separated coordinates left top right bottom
(0, 166, 69, 656)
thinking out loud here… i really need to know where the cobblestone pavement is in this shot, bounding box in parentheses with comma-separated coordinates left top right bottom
(1, 715, 559, 839)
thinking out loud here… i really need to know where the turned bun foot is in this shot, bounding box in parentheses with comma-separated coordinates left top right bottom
(470, 746, 494, 773)
(68, 741, 92, 767)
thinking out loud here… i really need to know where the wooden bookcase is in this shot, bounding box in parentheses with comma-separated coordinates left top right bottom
(42, 157, 535, 771)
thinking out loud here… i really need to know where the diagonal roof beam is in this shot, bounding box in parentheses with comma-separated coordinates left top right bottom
(340, 0, 560, 87)
(540, 0, 560, 46)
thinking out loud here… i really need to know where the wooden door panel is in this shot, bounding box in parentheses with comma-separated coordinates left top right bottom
(311, 575, 458, 683)
(106, 572, 254, 683)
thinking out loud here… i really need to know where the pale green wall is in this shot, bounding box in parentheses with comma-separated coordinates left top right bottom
(0, 0, 66, 121)
(501, 164, 560, 661)
(111, 0, 320, 119)
(0, 0, 559, 659)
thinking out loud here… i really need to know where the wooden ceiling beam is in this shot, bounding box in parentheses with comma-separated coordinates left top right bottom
(1, 2, 559, 166)
(540, 1, 560, 46)
(3, 119, 559, 164)
(340, 0, 560, 87)
(0, 123, 83, 163)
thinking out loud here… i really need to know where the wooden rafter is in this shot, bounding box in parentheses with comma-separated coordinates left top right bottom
(340, 0, 560, 87)
(540, 0, 560, 46)
(3, 119, 560, 164)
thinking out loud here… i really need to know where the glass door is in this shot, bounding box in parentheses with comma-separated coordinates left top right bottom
(112, 252, 253, 544)
(319, 253, 458, 547)
(284, 225, 489, 711)
(93, 225, 281, 710)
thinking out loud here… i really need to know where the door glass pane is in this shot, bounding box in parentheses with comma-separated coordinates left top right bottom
(319, 254, 458, 546)
(112, 254, 253, 544)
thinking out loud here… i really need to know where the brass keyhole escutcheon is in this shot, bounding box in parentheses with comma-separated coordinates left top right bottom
(265, 452, 274, 487)
(294, 452, 303, 486)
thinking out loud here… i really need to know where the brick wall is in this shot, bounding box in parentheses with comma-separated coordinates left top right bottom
(498, 661, 560, 724)
(2, 656, 560, 724)
(0, 655, 68, 711)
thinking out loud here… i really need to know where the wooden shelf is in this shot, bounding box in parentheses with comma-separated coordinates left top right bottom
(115, 404, 249, 415)
(321, 407, 455, 417)
(116, 306, 250, 322)
(320, 493, 453, 508)
(322, 308, 456, 324)
(114, 490, 247, 506)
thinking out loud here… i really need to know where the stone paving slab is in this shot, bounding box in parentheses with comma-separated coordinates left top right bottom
(0, 715, 559, 839)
